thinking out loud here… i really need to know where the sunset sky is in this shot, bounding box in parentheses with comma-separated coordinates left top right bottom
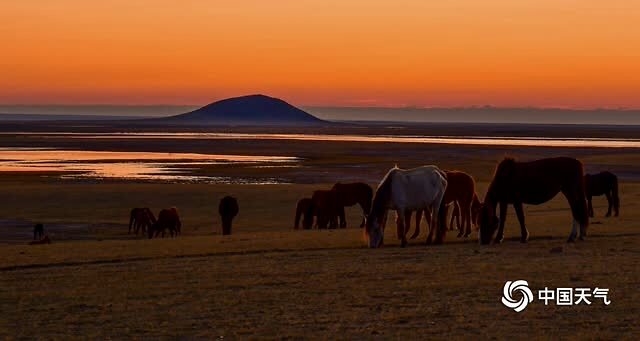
(2, 1, 639, 108)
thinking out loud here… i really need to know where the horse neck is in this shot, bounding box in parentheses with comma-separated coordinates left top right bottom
(370, 174, 393, 220)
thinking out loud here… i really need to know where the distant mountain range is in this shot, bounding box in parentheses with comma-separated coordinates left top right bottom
(164, 94, 326, 126)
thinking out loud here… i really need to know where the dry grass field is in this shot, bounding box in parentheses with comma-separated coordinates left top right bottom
(1, 127, 639, 338)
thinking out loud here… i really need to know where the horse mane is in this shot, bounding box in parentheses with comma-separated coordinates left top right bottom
(485, 157, 517, 202)
(370, 167, 396, 219)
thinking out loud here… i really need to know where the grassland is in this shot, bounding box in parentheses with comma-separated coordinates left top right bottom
(1, 126, 639, 338)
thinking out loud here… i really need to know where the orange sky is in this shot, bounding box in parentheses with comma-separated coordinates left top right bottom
(1, 0, 639, 108)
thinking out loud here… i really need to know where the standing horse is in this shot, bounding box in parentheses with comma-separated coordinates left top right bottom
(294, 198, 313, 230)
(405, 170, 477, 239)
(331, 182, 373, 228)
(584, 171, 619, 217)
(309, 190, 341, 229)
(148, 207, 182, 239)
(366, 165, 447, 248)
(219, 196, 239, 235)
(479, 157, 589, 244)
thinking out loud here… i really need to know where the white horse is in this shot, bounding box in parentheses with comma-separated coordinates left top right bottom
(366, 165, 448, 248)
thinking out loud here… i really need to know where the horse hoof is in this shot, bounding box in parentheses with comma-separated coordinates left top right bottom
(456, 232, 463, 238)
(401, 240, 407, 248)
(567, 238, 576, 243)
(494, 236, 504, 244)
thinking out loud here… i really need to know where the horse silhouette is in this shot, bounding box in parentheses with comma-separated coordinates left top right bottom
(148, 208, 181, 239)
(585, 171, 619, 217)
(219, 196, 239, 235)
(479, 157, 588, 244)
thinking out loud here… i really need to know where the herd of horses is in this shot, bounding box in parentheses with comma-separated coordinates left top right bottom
(127, 196, 239, 239)
(295, 157, 620, 248)
(28, 157, 620, 248)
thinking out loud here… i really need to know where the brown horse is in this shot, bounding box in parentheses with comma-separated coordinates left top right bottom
(33, 223, 44, 240)
(29, 235, 51, 245)
(219, 196, 239, 235)
(405, 170, 477, 239)
(585, 171, 619, 217)
(309, 190, 341, 229)
(479, 157, 589, 244)
(148, 207, 181, 239)
(331, 182, 373, 228)
(294, 198, 313, 230)
(129, 208, 156, 235)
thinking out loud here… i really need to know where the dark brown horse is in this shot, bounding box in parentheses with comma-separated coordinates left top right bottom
(129, 208, 156, 235)
(148, 207, 181, 239)
(33, 223, 44, 241)
(585, 171, 619, 217)
(405, 170, 477, 239)
(331, 182, 373, 228)
(309, 190, 341, 229)
(219, 196, 239, 235)
(294, 198, 313, 230)
(479, 157, 589, 244)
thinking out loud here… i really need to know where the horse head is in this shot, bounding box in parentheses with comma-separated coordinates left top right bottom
(365, 213, 383, 248)
(479, 200, 500, 244)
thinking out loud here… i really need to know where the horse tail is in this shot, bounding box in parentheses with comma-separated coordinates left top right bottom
(128, 208, 136, 233)
(294, 202, 303, 230)
(612, 174, 620, 214)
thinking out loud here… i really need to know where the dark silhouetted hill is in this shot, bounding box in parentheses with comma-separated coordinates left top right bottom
(165, 94, 326, 125)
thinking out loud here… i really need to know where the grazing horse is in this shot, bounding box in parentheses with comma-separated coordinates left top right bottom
(366, 165, 447, 248)
(479, 157, 589, 244)
(33, 223, 44, 240)
(309, 190, 341, 229)
(585, 171, 619, 217)
(29, 235, 51, 245)
(405, 171, 477, 239)
(148, 207, 182, 239)
(294, 198, 314, 230)
(331, 182, 373, 228)
(219, 196, 239, 235)
(129, 208, 156, 235)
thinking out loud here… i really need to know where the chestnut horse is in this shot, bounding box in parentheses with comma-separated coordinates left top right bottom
(148, 207, 182, 239)
(129, 208, 156, 235)
(219, 196, 239, 235)
(479, 157, 589, 244)
(294, 198, 313, 230)
(366, 165, 447, 248)
(584, 171, 619, 217)
(309, 190, 341, 229)
(405, 170, 477, 239)
(331, 182, 373, 228)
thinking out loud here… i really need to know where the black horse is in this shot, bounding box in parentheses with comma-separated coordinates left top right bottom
(584, 171, 620, 217)
(480, 157, 589, 244)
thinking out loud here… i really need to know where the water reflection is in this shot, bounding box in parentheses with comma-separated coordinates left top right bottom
(0, 149, 297, 184)
(5, 132, 640, 148)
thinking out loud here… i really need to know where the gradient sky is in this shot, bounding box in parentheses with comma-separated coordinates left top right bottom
(1, 0, 639, 108)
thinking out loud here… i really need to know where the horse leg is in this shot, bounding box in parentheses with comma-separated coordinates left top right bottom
(495, 202, 508, 244)
(409, 209, 422, 240)
(402, 210, 412, 239)
(587, 195, 594, 218)
(513, 202, 528, 243)
(605, 192, 612, 217)
(397, 209, 407, 247)
(339, 206, 347, 228)
(462, 200, 472, 237)
(426, 207, 436, 245)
